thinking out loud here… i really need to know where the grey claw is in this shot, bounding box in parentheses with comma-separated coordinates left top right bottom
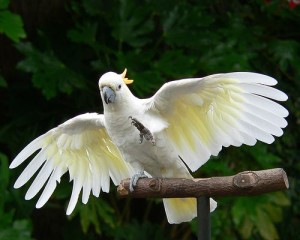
(129, 171, 148, 192)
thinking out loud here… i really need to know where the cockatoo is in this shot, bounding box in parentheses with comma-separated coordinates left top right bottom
(9, 69, 288, 224)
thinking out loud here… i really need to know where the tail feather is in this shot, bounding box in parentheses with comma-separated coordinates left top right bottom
(163, 197, 217, 224)
(160, 157, 217, 224)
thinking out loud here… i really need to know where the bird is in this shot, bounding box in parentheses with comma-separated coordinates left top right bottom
(9, 69, 288, 224)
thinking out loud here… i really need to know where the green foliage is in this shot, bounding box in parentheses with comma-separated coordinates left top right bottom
(112, 220, 171, 240)
(0, 0, 299, 239)
(0, 0, 25, 42)
(110, 0, 154, 48)
(232, 193, 290, 240)
(0, 153, 32, 240)
(0, 73, 7, 87)
(16, 42, 86, 99)
(0, 0, 9, 9)
(76, 198, 116, 234)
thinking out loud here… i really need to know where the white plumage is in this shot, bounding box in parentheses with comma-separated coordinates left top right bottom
(10, 70, 288, 224)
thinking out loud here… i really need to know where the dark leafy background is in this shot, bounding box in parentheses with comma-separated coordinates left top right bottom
(0, 0, 299, 239)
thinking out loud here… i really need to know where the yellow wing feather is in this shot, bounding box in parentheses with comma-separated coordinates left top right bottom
(148, 73, 288, 172)
(9, 113, 133, 215)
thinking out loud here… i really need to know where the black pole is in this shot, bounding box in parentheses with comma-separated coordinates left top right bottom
(197, 196, 211, 240)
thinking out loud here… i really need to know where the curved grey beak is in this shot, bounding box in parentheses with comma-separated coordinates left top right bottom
(103, 86, 116, 104)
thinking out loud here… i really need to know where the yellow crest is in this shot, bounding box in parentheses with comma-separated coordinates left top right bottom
(121, 68, 133, 85)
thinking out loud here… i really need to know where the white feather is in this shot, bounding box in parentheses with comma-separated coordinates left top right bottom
(36, 161, 67, 208)
(241, 112, 283, 137)
(241, 93, 289, 117)
(236, 83, 288, 101)
(177, 140, 207, 171)
(82, 175, 92, 204)
(67, 178, 82, 215)
(14, 148, 47, 188)
(9, 134, 46, 168)
(238, 119, 275, 144)
(222, 72, 278, 85)
(87, 150, 101, 197)
(242, 102, 288, 128)
(25, 156, 56, 200)
(100, 166, 110, 193)
(211, 107, 244, 147)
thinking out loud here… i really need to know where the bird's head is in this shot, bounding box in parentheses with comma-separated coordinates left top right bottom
(98, 69, 134, 105)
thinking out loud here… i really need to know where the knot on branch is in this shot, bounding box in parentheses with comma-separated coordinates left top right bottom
(117, 178, 162, 197)
(233, 171, 259, 189)
(148, 178, 162, 192)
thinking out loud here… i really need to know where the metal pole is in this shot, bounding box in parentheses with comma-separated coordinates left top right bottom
(197, 196, 211, 240)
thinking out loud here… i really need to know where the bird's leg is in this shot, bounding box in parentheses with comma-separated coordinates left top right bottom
(129, 116, 156, 146)
(129, 171, 148, 192)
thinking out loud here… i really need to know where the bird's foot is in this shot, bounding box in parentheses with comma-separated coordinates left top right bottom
(129, 171, 148, 192)
(129, 116, 156, 146)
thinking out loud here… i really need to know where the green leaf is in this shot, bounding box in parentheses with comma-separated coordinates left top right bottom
(162, 5, 215, 49)
(263, 204, 282, 223)
(95, 198, 115, 228)
(82, 0, 103, 16)
(0, 10, 26, 42)
(78, 197, 115, 234)
(0, 0, 9, 9)
(0, 74, 7, 87)
(0, 153, 9, 190)
(231, 194, 289, 240)
(240, 217, 254, 239)
(247, 144, 281, 168)
(269, 40, 300, 71)
(16, 42, 85, 99)
(269, 192, 291, 206)
(80, 202, 100, 234)
(0, 153, 9, 218)
(0, 210, 14, 228)
(67, 22, 98, 46)
(0, 219, 32, 240)
(111, 0, 154, 48)
(130, 70, 163, 97)
(154, 50, 198, 78)
(256, 208, 279, 240)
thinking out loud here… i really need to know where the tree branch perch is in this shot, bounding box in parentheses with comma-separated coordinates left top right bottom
(117, 168, 289, 198)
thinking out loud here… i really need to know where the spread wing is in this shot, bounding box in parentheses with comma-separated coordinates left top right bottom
(144, 72, 288, 171)
(10, 113, 133, 214)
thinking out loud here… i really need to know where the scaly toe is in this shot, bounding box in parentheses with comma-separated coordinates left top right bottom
(129, 171, 148, 192)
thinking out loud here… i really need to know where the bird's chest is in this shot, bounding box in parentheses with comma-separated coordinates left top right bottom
(105, 114, 162, 165)
(104, 107, 153, 144)
(105, 114, 138, 146)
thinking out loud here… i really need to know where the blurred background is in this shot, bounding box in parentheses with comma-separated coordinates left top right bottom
(0, 0, 299, 239)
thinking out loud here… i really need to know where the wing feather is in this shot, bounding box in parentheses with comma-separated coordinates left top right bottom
(14, 148, 48, 188)
(235, 83, 288, 101)
(241, 93, 288, 117)
(10, 113, 133, 214)
(36, 161, 67, 208)
(242, 103, 287, 128)
(10, 134, 45, 168)
(146, 72, 288, 171)
(25, 154, 56, 200)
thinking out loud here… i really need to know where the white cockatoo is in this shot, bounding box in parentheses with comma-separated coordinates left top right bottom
(9, 69, 288, 224)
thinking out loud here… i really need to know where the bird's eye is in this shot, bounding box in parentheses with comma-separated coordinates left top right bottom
(117, 84, 122, 90)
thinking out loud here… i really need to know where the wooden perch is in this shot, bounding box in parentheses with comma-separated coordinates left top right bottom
(117, 168, 289, 198)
